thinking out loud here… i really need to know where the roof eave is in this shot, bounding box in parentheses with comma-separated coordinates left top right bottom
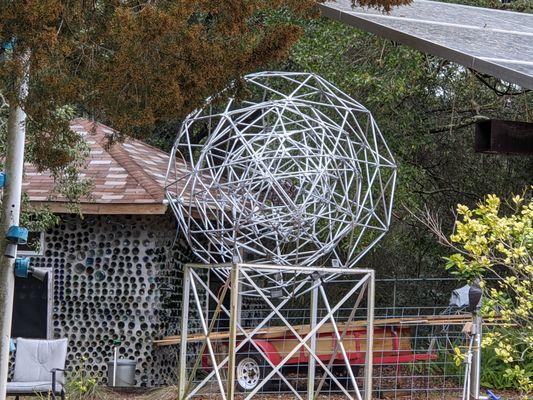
(29, 201, 168, 215)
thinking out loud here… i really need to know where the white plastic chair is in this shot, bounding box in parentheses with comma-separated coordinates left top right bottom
(7, 338, 68, 400)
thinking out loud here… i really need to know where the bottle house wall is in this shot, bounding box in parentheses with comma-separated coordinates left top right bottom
(23, 213, 195, 386)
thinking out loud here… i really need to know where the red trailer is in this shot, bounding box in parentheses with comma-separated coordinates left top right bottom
(154, 316, 463, 392)
(201, 324, 436, 391)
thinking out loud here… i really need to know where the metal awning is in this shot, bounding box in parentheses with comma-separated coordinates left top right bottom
(320, 0, 533, 89)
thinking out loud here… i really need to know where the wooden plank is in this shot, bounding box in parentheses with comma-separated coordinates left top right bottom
(153, 314, 488, 347)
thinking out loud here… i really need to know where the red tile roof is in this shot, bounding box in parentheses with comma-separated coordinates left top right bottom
(24, 118, 172, 214)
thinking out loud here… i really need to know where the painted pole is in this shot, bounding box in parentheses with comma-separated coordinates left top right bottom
(178, 265, 191, 400)
(307, 281, 319, 400)
(0, 52, 29, 400)
(226, 262, 239, 399)
(364, 271, 375, 400)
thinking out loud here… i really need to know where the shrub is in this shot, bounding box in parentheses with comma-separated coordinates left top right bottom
(423, 190, 532, 394)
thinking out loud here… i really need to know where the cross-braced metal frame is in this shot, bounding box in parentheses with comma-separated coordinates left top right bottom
(165, 71, 396, 296)
(178, 263, 375, 400)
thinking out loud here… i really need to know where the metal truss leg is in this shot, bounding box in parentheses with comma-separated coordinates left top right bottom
(189, 269, 304, 400)
(190, 275, 227, 399)
(178, 265, 191, 400)
(307, 282, 319, 400)
(319, 285, 362, 400)
(226, 263, 239, 400)
(316, 280, 368, 397)
(364, 271, 375, 400)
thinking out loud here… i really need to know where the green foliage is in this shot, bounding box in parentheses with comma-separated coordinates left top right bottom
(439, 192, 532, 394)
(480, 347, 533, 391)
(413, 346, 533, 391)
(19, 194, 60, 232)
(0, 100, 89, 228)
(63, 357, 108, 400)
(0, 0, 322, 167)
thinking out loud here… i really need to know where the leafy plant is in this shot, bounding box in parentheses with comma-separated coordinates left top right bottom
(480, 347, 533, 390)
(64, 357, 109, 400)
(422, 190, 532, 394)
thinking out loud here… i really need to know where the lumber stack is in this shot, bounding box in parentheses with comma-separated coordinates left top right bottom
(154, 314, 486, 347)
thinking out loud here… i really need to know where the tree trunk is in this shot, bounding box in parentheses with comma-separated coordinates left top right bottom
(0, 55, 28, 400)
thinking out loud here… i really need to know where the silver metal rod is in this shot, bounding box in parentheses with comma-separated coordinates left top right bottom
(363, 270, 375, 400)
(185, 262, 374, 275)
(315, 280, 368, 397)
(307, 281, 319, 400)
(470, 314, 482, 400)
(178, 265, 191, 400)
(226, 263, 239, 400)
(319, 285, 362, 400)
(190, 274, 227, 400)
(463, 334, 475, 400)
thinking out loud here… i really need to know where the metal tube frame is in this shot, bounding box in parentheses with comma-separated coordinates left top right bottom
(178, 263, 375, 400)
(187, 268, 304, 400)
(165, 71, 397, 280)
(184, 276, 309, 398)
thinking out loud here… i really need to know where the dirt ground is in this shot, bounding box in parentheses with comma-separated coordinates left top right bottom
(7, 390, 526, 400)
(112, 392, 523, 400)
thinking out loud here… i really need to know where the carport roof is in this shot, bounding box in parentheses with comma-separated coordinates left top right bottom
(320, 0, 533, 89)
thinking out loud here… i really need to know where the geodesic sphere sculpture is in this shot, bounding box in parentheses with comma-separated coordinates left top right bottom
(166, 71, 396, 270)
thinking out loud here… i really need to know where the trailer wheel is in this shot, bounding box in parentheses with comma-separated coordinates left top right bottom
(235, 351, 272, 392)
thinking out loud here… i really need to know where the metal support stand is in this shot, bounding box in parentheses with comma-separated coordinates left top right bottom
(462, 314, 483, 400)
(226, 263, 239, 400)
(176, 263, 375, 400)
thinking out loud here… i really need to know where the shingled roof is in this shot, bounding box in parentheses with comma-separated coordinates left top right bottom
(24, 118, 172, 214)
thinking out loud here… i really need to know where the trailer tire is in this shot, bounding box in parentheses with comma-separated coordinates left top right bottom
(235, 351, 272, 392)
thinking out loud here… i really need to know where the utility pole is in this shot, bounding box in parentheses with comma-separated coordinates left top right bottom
(0, 52, 29, 400)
